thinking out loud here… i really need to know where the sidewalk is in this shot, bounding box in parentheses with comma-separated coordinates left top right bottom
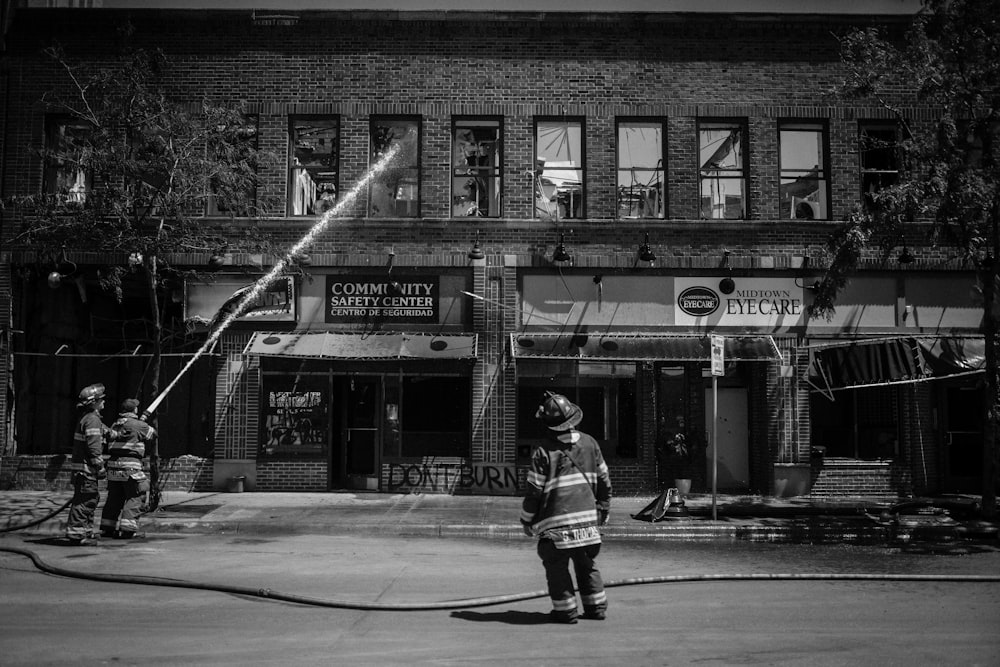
(3, 489, 996, 544)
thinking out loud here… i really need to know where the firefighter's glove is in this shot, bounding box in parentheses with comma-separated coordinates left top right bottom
(521, 521, 534, 537)
(598, 509, 609, 526)
(91, 458, 107, 480)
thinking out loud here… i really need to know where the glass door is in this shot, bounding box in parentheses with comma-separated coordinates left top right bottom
(345, 376, 380, 490)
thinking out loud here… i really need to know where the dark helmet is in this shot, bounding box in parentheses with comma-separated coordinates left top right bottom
(120, 398, 140, 414)
(77, 383, 106, 408)
(535, 391, 582, 432)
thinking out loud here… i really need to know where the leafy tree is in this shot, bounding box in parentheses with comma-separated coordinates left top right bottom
(812, 0, 999, 515)
(7, 34, 278, 508)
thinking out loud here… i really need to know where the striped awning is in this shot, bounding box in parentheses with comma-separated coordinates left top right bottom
(244, 331, 478, 360)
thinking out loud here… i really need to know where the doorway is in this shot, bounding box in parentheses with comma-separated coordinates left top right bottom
(703, 386, 749, 491)
(942, 384, 983, 493)
(329, 375, 382, 490)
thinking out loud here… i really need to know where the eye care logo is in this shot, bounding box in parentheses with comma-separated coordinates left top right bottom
(677, 286, 720, 317)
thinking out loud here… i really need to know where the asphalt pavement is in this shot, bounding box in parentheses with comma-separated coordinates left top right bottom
(2, 489, 997, 544)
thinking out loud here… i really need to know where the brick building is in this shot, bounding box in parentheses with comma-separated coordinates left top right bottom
(0, 1, 985, 498)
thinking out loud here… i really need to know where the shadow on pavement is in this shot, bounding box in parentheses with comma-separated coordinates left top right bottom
(450, 610, 552, 625)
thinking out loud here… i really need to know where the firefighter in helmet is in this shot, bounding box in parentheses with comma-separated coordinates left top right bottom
(66, 383, 109, 545)
(520, 391, 612, 623)
(100, 398, 155, 539)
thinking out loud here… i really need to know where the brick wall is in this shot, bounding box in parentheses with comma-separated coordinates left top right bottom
(0, 455, 213, 492)
(256, 460, 327, 491)
(808, 459, 912, 498)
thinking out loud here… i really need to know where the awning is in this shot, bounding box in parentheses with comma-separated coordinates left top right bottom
(244, 332, 478, 360)
(808, 336, 984, 395)
(509, 333, 781, 362)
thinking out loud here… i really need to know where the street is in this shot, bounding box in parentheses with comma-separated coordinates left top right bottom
(1, 532, 998, 666)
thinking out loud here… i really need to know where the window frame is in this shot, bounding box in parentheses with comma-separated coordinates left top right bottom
(42, 114, 92, 203)
(616, 117, 666, 220)
(451, 116, 503, 218)
(368, 115, 422, 219)
(778, 119, 830, 220)
(206, 113, 259, 217)
(697, 118, 748, 220)
(858, 120, 902, 212)
(534, 117, 586, 220)
(288, 115, 340, 217)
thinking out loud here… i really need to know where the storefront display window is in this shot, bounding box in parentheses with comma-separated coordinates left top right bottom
(260, 375, 328, 457)
(809, 386, 898, 460)
(391, 376, 471, 458)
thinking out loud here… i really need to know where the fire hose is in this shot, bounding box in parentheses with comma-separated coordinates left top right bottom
(1, 501, 998, 611)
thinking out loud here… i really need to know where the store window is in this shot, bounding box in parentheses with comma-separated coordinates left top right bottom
(617, 119, 665, 219)
(779, 121, 828, 220)
(516, 369, 636, 460)
(43, 115, 92, 203)
(859, 121, 901, 211)
(698, 119, 746, 219)
(260, 374, 328, 458)
(452, 117, 502, 217)
(369, 116, 420, 218)
(383, 376, 471, 458)
(809, 387, 899, 460)
(207, 114, 259, 216)
(289, 116, 339, 216)
(535, 118, 584, 220)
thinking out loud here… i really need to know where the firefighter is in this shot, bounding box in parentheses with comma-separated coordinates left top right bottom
(100, 398, 155, 539)
(66, 383, 109, 545)
(520, 392, 612, 624)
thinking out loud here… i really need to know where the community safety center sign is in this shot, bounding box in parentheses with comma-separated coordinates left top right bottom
(325, 274, 439, 324)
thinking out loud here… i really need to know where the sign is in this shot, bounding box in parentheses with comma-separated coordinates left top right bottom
(674, 277, 805, 328)
(325, 275, 439, 324)
(710, 334, 725, 376)
(184, 276, 296, 329)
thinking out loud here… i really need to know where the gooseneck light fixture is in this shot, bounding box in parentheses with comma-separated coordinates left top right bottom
(467, 232, 485, 260)
(552, 234, 571, 263)
(897, 246, 914, 265)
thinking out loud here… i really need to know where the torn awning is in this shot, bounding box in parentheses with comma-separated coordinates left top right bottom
(808, 336, 984, 394)
(244, 332, 477, 360)
(509, 333, 781, 362)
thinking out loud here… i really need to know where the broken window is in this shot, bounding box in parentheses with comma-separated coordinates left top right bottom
(43, 115, 91, 203)
(617, 120, 665, 219)
(779, 121, 828, 220)
(698, 120, 746, 219)
(369, 117, 420, 218)
(859, 121, 900, 211)
(452, 118, 502, 217)
(535, 118, 584, 220)
(289, 116, 339, 216)
(207, 114, 259, 217)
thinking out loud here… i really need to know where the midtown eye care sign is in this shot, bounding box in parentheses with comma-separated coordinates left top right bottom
(674, 277, 806, 329)
(326, 275, 439, 323)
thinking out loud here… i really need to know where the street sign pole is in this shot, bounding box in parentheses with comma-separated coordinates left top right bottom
(710, 335, 725, 521)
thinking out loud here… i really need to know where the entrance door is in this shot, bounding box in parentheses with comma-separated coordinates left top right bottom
(329, 376, 381, 490)
(943, 385, 983, 493)
(704, 386, 749, 491)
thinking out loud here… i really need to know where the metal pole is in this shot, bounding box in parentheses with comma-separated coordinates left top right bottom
(712, 374, 718, 521)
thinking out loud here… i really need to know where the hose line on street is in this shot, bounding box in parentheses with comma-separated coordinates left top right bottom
(1, 543, 998, 612)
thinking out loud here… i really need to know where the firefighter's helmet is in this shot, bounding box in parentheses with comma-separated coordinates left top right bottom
(77, 383, 106, 408)
(535, 391, 582, 431)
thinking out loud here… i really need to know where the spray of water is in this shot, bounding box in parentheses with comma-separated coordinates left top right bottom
(140, 143, 402, 419)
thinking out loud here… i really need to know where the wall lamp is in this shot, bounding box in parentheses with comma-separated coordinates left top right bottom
(552, 234, 571, 263)
(467, 232, 485, 260)
(46, 259, 77, 290)
(637, 233, 656, 264)
(897, 246, 914, 265)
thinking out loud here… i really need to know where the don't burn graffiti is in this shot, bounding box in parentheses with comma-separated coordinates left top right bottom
(386, 462, 518, 494)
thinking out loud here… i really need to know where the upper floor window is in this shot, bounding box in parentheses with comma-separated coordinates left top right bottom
(535, 118, 584, 220)
(617, 120, 665, 219)
(289, 116, 339, 217)
(698, 120, 746, 219)
(859, 121, 901, 211)
(370, 117, 420, 218)
(452, 118, 502, 218)
(779, 121, 828, 220)
(43, 116, 91, 203)
(207, 115, 258, 217)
